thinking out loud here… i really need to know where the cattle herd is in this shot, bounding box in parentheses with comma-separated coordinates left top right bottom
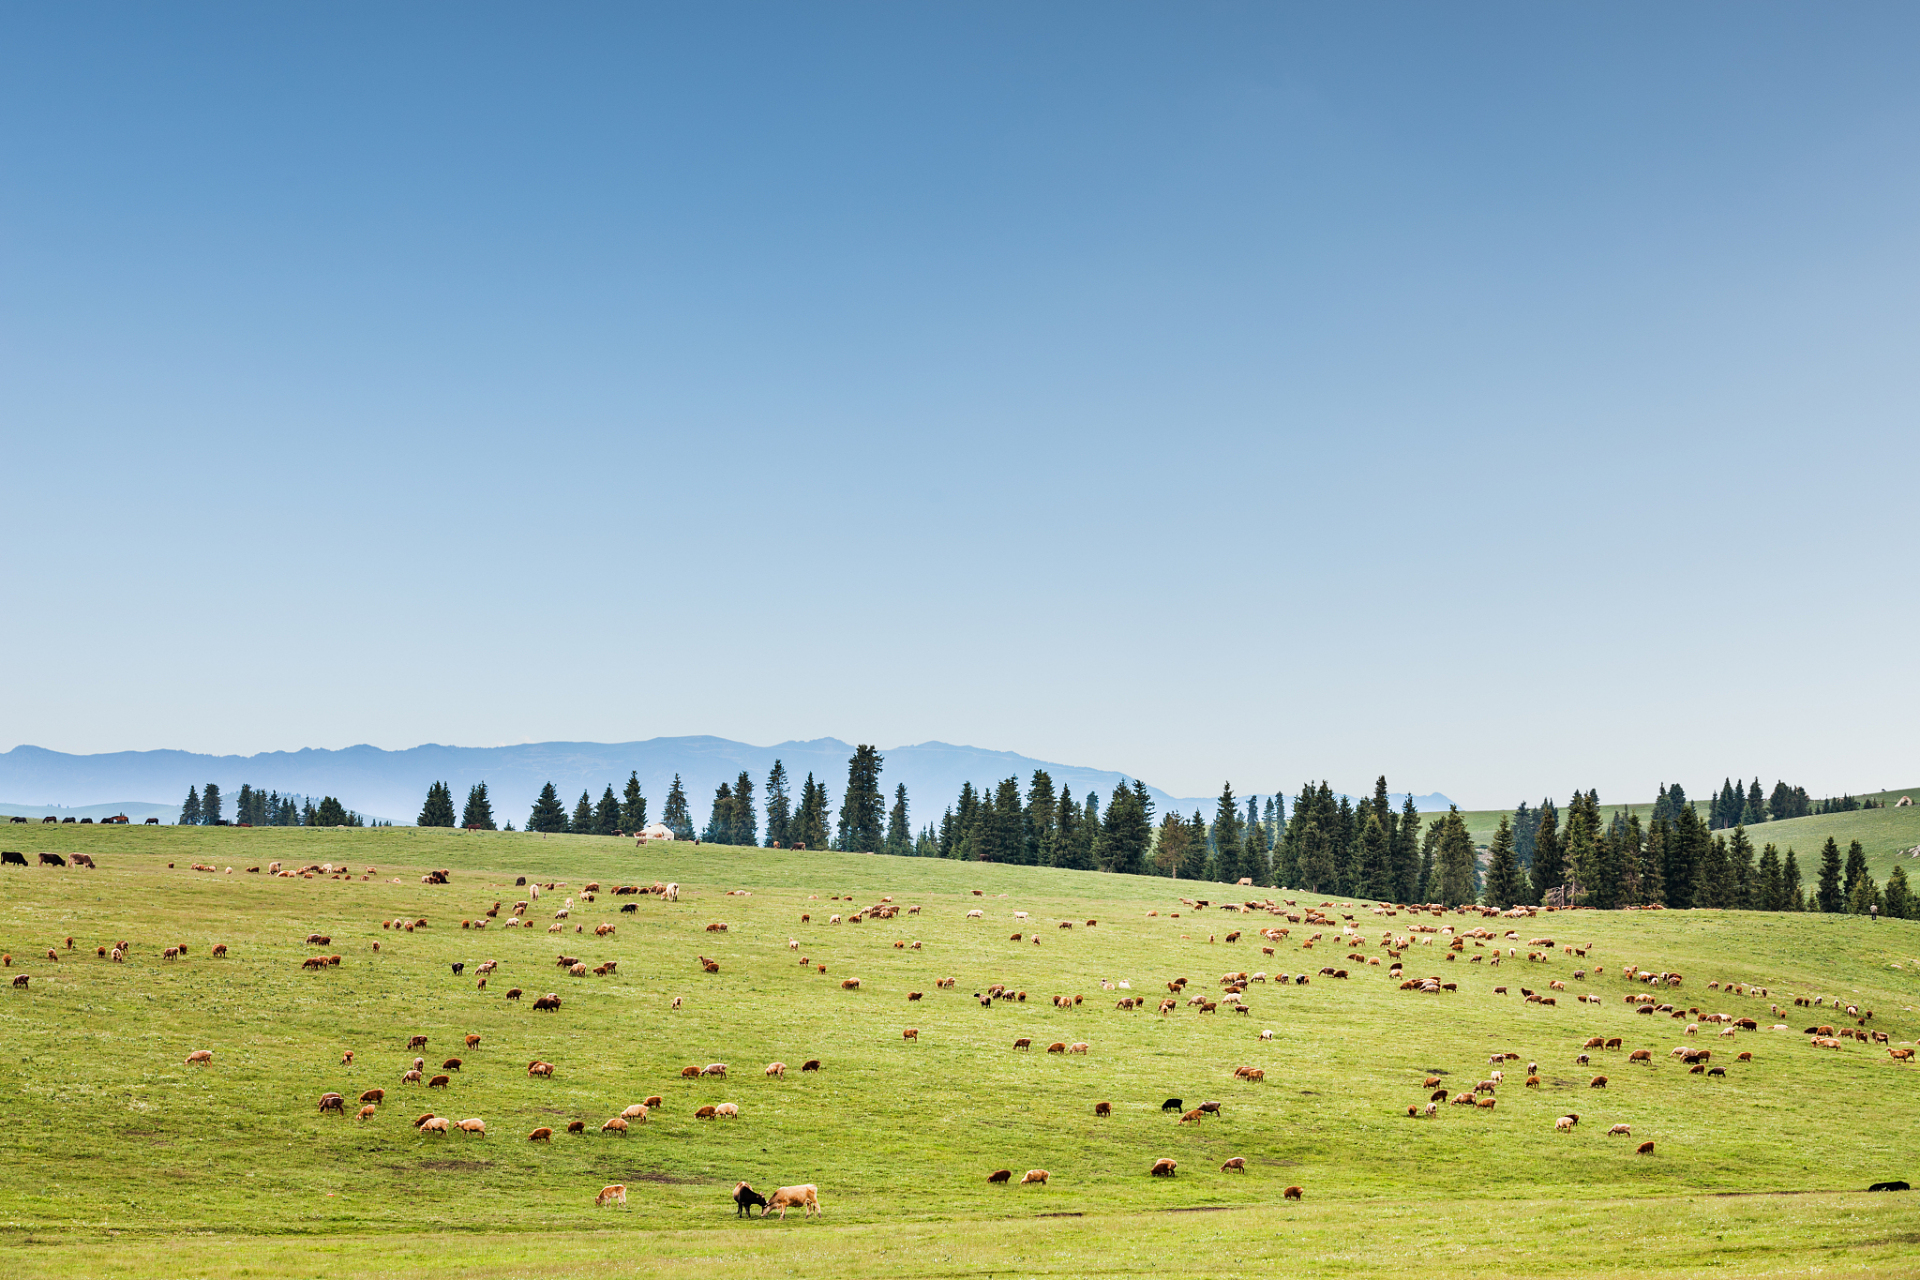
(6, 845, 1916, 1217)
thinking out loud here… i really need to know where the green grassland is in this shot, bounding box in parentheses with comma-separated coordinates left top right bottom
(3, 823, 1919, 1279)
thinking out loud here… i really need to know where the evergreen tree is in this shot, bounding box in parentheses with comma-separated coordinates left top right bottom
(528, 782, 568, 834)
(1483, 815, 1522, 908)
(793, 773, 831, 850)
(1053, 786, 1095, 871)
(1743, 778, 1767, 826)
(763, 760, 791, 847)
(1783, 847, 1804, 910)
(1415, 820, 1441, 901)
(1243, 795, 1272, 887)
(730, 772, 757, 847)
(1434, 808, 1476, 907)
(1210, 784, 1243, 884)
(1665, 805, 1706, 909)
(983, 778, 1024, 864)
(1392, 797, 1422, 902)
(418, 781, 456, 828)
(1529, 800, 1561, 904)
(661, 775, 694, 840)
(1884, 865, 1912, 920)
(1757, 843, 1783, 911)
(1848, 869, 1880, 916)
(1815, 837, 1844, 913)
(703, 783, 734, 843)
(236, 784, 254, 825)
(1025, 771, 1057, 866)
(1154, 810, 1190, 878)
(1640, 817, 1666, 906)
(461, 782, 497, 829)
(1356, 812, 1392, 900)
(619, 772, 646, 834)
(180, 785, 201, 827)
(570, 790, 595, 835)
(1843, 840, 1870, 901)
(314, 795, 348, 826)
(202, 783, 223, 826)
(835, 745, 885, 853)
(1100, 781, 1152, 877)
(885, 784, 911, 856)
(302, 798, 317, 826)
(594, 785, 622, 836)
(1726, 826, 1756, 908)
(1081, 792, 1102, 868)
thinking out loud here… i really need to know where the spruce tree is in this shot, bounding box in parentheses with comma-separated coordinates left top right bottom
(180, 785, 201, 827)
(703, 783, 734, 844)
(835, 746, 885, 853)
(1640, 818, 1666, 906)
(1052, 787, 1086, 870)
(1816, 837, 1844, 913)
(418, 781, 456, 828)
(1415, 821, 1440, 902)
(1529, 801, 1561, 904)
(730, 772, 757, 847)
(1025, 771, 1057, 866)
(1392, 797, 1422, 902)
(1099, 782, 1151, 877)
(1884, 865, 1912, 919)
(462, 782, 497, 829)
(1848, 870, 1879, 916)
(1301, 818, 1338, 894)
(314, 796, 347, 826)
(1843, 840, 1870, 901)
(1483, 815, 1522, 909)
(528, 782, 568, 834)
(202, 783, 223, 826)
(236, 784, 254, 825)
(1243, 802, 1272, 887)
(987, 778, 1024, 864)
(593, 785, 621, 836)
(793, 774, 831, 851)
(885, 784, 911, 856)
(1210, 784, 1243, 882)
(1154, 811, 1190, 878)
(619, 772, 646, 834)
(1744, 778, 1767, 826)
(1357, 812, 1391, 900)
(1665, 806, 1706, 909)
(661, 775, 693, 840)
(1434, 808, 1476, 907)
(569, 790, 594, 835)
(1757, 843, 1783, 911)
(763, 760, 790, 847)
(1783, 847, 1804, 910)
(1726, 826, 1756, 908)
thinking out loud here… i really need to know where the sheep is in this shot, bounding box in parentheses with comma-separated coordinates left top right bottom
(359, 1088, 385, 1103)
(1150, 1158, 1178, 1177)
(420, 1117, 451, 1134)
(456, 1118, 485, 1136)
(619, 1104, 649, 1122)
(1094, 1101, 1112, 1116)
(318, 1093, 346, 1114)
(987, 1169, 1013, 1184)
(1220, 1157, 1247, 1172)
(1555, 1114, 1579, 1130)
(715, 1103, 739, 1118)
(765, 1061, 787, 1077)
(596, 1184, 628, 1208)
(1069, 1041, 1089, 1054)
(903, 1028, 918, 1040)
(601, 1117, 629, 1135)
(1608, 1124, 1631, 1136)
(695, 1105, 718, 1120)
(1284, 1186, 1303, 1200)
(701, 1063, 728, 1077)
(1020, 1169, 1049, 1185)
(185, 1050, 213, 1066)
(1637, 1140, 1655, 1154)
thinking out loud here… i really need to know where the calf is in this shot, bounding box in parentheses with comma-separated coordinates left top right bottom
(595, 1184, 628, 1208)
(766, 1184, 820, 1219)
(734, 1182, 770, 1216)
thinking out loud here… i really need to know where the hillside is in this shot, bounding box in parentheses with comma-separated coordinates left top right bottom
(1, 824, 1917, 1278)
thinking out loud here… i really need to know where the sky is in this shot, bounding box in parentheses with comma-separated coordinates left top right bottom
(2, 3, 1917, 809)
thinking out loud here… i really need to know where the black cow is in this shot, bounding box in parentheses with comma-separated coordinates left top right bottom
(38, 853, 66, 867)
(1161, 1097, 1184, 1112)
(733, 1182, 770, 1217)
(621, 903, 638, 913)
(1, 851, 26, 867)
(451, 962, 465, 976)
(1868, 1180, 1911, 1192)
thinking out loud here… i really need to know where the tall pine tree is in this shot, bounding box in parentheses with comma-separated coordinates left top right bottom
(703, 783, 734, 843)
(619, 773, 646, 834)
(1529, 800, 1561, 904)
(179, 785, 201, 826)
(661, 775, 693, 840)
(730, 772, 757, 847)
(1815, 837, 1844, 912)
(1434, 808, 1477, 907)
(462, 782, 497, 829)
(764, 760, 791, 847)
(885, 783, 911, 856)
(835, 746, 885, 852)
(418, 781, 456, 828)
(570, 790, 595, 835)
(1483, 814, 1522, 909)
(594, 785, 622, 836)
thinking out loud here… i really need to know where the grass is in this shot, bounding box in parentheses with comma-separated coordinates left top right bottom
(2, 823, 1919, 1278)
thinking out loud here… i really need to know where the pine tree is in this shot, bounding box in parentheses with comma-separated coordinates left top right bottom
(236, 784, 254, 825)
(1154, 810, 1189, 878)
(1357, 812, 1391, 900)
(1530, 800, 1561, 904)
(1816, 837, 1844, 913)
(1025, 771, 1057, 866)
(1783, 847, 1804, 910)
(835, 746, 885, 853)
(1743, 778, 1766, 826)
(202, 783, 223, 826)
(1210, 784, 1243, 883)
(885, 784, 911, 856)
(1415, 821, 1440, 902)
(1099, 781, 1151, 876)
(1434, 808, 1476, 907)
(1243, 794, 1272, 887)
(314, 796, 348, 826)
(528, 782, 568, 834)
(593, 785, 622, 836)
(460, 782, 496, 829)
(793, 774, 831, 851)
(570, 790, 595, 835)
(764, 760, 791, 847)
(1392, 797, 1422, 902)
(661, 775, 694, 840)
(1052, 786, 1087, 870)
(730, 772, 757, 847)
(1483, 815, 1522, 908)
(1843, 840, 1870, 901)
(418, 781, 456, 828)
(180, 785, 201, 827)
(1640, 817, 1666, 906)
(1726, 826, 1756, 908)
(703, 783, 734, 844)
(1757, 843, 1783, 911)
(1884, 865, 1912, 919)
(619, 772, 646, 834)
(1665, 806, 1706, 909)
(1848, 869, 1879, 916)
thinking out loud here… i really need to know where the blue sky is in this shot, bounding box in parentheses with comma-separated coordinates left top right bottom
(3, 4, 1916, 808)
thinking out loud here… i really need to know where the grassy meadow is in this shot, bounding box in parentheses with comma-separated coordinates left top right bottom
(2, 823, 1919, 1278)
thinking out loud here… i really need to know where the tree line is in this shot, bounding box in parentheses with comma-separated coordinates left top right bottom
(178, 783, 371, 828)
(1704, 776, 1889, 829)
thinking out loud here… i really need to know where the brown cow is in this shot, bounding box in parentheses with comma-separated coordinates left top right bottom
(1284, 1185, 1303, 1200)
(1094, 1101, 1112, 1116)
(766, 1184, 820, 1219)
(987, 1168, 1012, 1183)
(595, 1184, 628, 1207)
(1150, 1158, 1178, 1176)
(1637, 1140, 1655, 1155)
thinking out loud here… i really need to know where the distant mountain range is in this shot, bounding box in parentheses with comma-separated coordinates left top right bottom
(0, 739, 1452, 829)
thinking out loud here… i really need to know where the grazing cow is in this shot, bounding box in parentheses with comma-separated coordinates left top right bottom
(1284, 1186, 1303, 1200)
(1150, 1158, 1178, 1177)
(735, 1182, 771, 1216)
(39, 853, 66, 867)
(0, 851, 24, 867)
(987, 1169, 1013, 1184)
(602, 1117, 629, 1135)
(695, 1106, 718, 1120)
(766, 1184, 820, 1219)
(318, 1093, 346, 1113)
(185, 1049, 213, 1066)
(1868, 1180, 1912, 1192)
(801, 1059, 822, 1072)
(428, 1074, 451, 1089)
(1637, 1141, 1655, 1155)
(528, 1061, 554, 1077)
(1094, 1101, 1112, 1116)
(1162, 1098, 1184, 1112)
(903, 1028, 918, 1041)
(596, 1184, 628, 1208)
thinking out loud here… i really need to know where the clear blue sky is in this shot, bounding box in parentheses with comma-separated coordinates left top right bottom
(3, 4, 1916, 808)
